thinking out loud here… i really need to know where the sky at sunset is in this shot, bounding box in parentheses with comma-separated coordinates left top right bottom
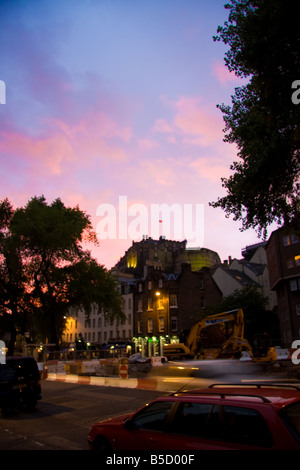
(0, 0, 274, 269)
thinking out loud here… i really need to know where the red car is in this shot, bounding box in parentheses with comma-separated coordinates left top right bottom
(88, 383, 300, 451)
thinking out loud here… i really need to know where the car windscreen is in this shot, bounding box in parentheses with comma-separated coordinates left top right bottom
(279, 401, 300, 444)
(5, 358, 39, 380)
(0, 364, 15, 381)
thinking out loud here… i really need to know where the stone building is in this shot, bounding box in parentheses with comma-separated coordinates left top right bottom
(63, 274, 135, 355)
(266, 226, 300, 346)
(114, 236, 221, 276)
(133, 263, 222, 356)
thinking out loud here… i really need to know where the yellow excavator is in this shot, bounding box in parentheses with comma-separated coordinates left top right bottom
(163, 308, 276, 362)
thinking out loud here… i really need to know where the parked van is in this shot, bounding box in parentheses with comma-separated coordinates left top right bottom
(0, 357, 42, 414)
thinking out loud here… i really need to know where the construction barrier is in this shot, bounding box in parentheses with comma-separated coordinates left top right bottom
(45, 373, 211, 392)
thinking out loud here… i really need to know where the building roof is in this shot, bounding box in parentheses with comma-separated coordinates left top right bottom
(241, 241, 267, 260)
(238, 260, 265, 276)
(222, 268, 260, 287)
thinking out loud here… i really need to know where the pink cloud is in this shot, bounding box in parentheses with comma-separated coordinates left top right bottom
(153, 96, 224, 147)
(173, 96, 223, 146)
(0, 108, 132, 178)
(137, 138, 159, 150)
(189, 157, 231, 183)
(212, 60, 239, 85)
(153, 118, 174, 134)
(0, 130, 73, 175)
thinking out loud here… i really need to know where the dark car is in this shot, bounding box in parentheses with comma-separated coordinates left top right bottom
(88, 383, 300, 450)
(0, 356, 42, 414)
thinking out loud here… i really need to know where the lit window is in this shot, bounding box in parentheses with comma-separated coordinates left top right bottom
(147, 318, 153, 333)
(148, 297, 153, 310)
(170, 294, 178, 307)
(295, 255, 300, 266)
(158, 316, 164, 332)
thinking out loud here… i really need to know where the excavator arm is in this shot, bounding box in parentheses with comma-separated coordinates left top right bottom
(186, 309, 245, 356)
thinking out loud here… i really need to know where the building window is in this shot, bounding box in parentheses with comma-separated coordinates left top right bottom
(170, 294, 178, 307)
(171, 315, 178, 332)
(159, 278, 163, 288)
(147, 297, 153, 310)
(295, 255, 300, 266)
(137, 321, 142, 334)
(147, 318, 153, 333)
(296, 305, 300, 316)
(148, 281, 152, 290)
(137, 299, 143, 312)
(138, 283, 143, 292)
(158, 316, 164, 333)
(287, 257, 294, 269)
(290, 280, 298, 291)
(285, 234, 300, 245)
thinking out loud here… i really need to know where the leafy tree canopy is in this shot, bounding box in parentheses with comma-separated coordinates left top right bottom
(210, 0, 300, 236)
(218, 285, 280, 344)
(0, 196, 123, 353)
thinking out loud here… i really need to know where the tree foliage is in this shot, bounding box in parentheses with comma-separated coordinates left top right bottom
(0, 196, 123, 353)
(210, 0, 300, 236)
(218, 285, 280, 344)
(0, 199, 28, 354)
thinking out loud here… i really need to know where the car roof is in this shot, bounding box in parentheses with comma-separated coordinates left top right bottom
(167, 383, 300, 408)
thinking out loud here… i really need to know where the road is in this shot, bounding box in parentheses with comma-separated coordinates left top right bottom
(0, 380, 164, 450)
(0, 360, 293, 451)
